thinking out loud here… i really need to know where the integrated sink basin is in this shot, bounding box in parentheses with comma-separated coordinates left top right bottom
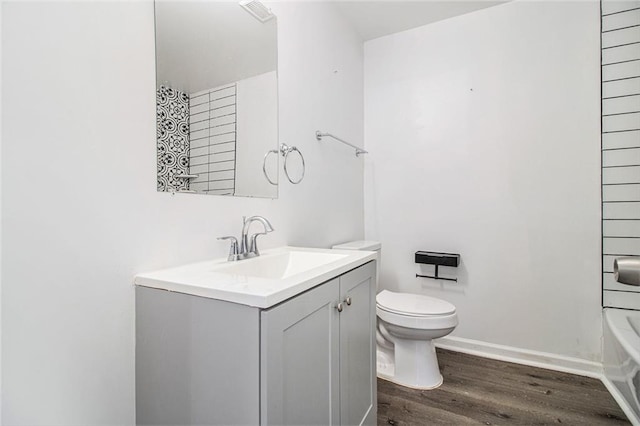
(134, 246, 376, 308)
(215, 250, 348, 279)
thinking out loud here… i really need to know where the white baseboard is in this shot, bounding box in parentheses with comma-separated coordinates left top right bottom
(434, 335, 603, 379)
(434, 336, 640, 424)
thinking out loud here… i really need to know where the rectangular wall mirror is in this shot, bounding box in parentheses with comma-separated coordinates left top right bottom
(155, 1, 278, 198)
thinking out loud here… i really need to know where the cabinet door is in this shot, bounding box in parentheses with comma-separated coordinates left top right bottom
(261, 278, 340, 426)
(339, 261, 377, 426)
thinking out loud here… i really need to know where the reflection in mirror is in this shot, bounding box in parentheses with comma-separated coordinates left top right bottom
(155, 1, 278, 198)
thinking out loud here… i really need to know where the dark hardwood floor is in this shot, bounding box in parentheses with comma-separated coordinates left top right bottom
(377, 348, 630, 425)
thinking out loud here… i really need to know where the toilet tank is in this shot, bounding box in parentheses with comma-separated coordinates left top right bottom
(332, 241, 381, 252)
(332, 241, 381, 288)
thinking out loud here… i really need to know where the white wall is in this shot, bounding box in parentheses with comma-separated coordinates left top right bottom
(0, 2, 3, 419)
(364, 1, 602, 363)
(236, 71, 278, 198)
(1, 1, 363, 424)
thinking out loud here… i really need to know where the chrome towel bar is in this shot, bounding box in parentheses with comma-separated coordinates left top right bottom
(316, 131, 368, 157)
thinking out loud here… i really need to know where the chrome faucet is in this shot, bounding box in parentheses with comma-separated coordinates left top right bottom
(240, 216, 274, 258)
(218, 215, 274, 261)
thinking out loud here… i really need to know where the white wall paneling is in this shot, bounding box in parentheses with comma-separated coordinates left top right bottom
(603, 290, 640, 309)
(603, 237, 640, 255)
(603, 44, 640, 65)
(603, 94, 640, 114)
(601, 0, 640, 310)
(603, 165, 640, 183)
(189, 83, 238, 195)
(602, 1, 640, 16)
(603, 77, 640, 98)
(604, 201, 640, 219)
(602, 129, 640, 149)
(603, 60, 640, 80)
(1, 1, 364, 424)
(602, 9, 640, 32)
(602, 25, 640, 49)
(602, 183, 640, 201)
(603, 220, 640, 236)
(603, 111, 640, 132)
(364, 0, 602, 364)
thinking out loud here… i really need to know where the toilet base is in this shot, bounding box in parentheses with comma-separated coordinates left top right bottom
(377, 371, 443, 390)
(377, 349, 395, 378)
(376, 338, 444, 390)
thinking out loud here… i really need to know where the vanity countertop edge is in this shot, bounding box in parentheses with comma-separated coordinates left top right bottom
(134, 246, 377, 309)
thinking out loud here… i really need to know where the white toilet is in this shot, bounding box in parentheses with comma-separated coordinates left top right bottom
(332, 241, 458, 390)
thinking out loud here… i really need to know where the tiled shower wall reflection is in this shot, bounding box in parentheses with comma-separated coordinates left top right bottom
(157, 86, 190, 192)
(601, 1, 640, 309)
(188, 84, 238, 195)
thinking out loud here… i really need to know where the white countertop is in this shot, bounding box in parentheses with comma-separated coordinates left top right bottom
(134, 246, 377, 308)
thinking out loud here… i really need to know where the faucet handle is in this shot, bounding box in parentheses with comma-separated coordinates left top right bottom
(217, 236, 237, 243)
(217, 236, 239, 261)
(249, 232, 268, 256)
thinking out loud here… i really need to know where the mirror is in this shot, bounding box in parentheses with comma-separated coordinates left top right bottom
(155, 1, 278, 198)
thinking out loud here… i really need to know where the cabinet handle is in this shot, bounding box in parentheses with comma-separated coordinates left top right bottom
(345, 296, 352, 306)
(336, 302, 343, 312)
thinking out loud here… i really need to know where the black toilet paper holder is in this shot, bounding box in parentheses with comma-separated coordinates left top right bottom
(415, 251, 460, 282)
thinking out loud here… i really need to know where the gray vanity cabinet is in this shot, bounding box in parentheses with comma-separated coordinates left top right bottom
(261, 261, 377, 426)
(136, 261, 376, 426)
(338, 262, 377, 426)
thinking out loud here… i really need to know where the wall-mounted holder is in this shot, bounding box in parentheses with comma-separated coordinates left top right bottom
(415, 251, 460, 282)
(614, 257, 640, 286)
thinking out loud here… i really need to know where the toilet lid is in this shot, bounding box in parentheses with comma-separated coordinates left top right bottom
(376, 290, 456, 316)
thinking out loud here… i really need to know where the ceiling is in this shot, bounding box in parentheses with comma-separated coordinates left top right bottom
(155, 1, 277, 94)
(333, 1, 507, 41)
(154, 1, 507, 93)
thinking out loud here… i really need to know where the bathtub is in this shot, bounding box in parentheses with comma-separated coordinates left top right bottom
(604, 308, 640, 425)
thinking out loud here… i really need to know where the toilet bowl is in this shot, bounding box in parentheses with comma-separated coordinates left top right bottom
(332, 241, 458, 390)
(376, 289, 457, 389)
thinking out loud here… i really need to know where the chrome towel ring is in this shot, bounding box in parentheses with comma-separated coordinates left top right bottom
(282, 144, 305, 184)
(262, 143, 305, 185)
(263, 149, 278, 185)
